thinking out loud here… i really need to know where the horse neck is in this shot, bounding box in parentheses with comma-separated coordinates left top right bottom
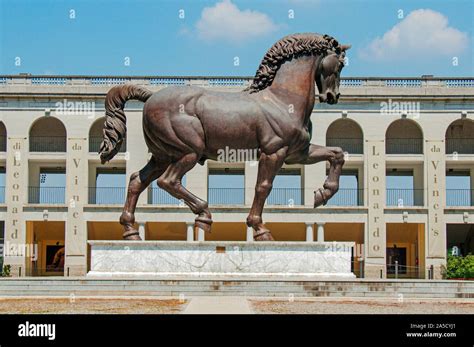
(267, 54, 318, 125)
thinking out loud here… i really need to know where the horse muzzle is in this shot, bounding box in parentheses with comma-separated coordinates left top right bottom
(319, 91, 339, 104)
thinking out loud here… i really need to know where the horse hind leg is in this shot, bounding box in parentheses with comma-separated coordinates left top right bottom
(157, 153, 213, 234)
(120, 156, 167, 240)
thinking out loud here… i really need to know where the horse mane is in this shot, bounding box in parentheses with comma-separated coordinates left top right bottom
(244, 33, 343, 93)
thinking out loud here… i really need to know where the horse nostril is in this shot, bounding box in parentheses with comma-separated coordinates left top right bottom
(336, 93, 341, 99)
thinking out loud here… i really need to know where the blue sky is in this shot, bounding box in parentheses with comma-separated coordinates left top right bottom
(0, 0, 472, 76)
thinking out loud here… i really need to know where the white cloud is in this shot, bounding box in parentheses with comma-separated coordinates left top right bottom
(196, 0, 278, 42)
(360, 9, 469, 61)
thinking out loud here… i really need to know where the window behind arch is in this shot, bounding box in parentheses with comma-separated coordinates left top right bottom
(445, 119, 474, 155)
(326, 119, 363, 154)
(385, 119, 423, 154)
(29, 117, 66, 152)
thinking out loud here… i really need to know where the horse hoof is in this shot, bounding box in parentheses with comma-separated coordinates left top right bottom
(254, 231, 275, 241)
(314, 188, 328, 208)
(195, 215, 213, 233)
(123, 230, 142, 240)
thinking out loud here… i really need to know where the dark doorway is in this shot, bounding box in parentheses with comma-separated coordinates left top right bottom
(387, 246, 407, 274)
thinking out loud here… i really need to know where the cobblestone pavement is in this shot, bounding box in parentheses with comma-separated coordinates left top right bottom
(249, 298, 474, 314)
(0, 298, 187, 314)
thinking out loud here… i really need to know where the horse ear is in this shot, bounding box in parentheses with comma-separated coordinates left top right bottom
(340, 44, 352, 52)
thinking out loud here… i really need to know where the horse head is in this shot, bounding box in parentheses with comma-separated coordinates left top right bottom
(316, 44, 351, 104)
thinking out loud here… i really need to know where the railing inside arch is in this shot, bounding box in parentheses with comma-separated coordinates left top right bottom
(386, 189, 424, 207)
(446, 189, 474, 207)
(0, 135, 6, 152)
(208, 188, 245, 205)
(385, 138, 423, 154)
(88, 187, 126, 204)
(445, 138, 474, 154)
(89, 136, 127, 153)
(326, 138, 363, 154)
(28, 186, 66, 204)
(148, 187, 183, 205)
(266, 188, 303, 206)
(326, 188, 364, 206)
(29, 136, 67, 152)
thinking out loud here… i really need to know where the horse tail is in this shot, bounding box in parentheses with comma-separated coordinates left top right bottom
(99, 84, 153, 164)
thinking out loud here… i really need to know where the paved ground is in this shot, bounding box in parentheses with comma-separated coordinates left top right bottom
(182, 296, 252, 314)
(249, 298, 474, 314)
(0, 297, 187, 314)
(0, 296, 472, 314)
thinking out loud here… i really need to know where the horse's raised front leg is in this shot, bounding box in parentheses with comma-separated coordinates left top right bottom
(157, 153, 213, 234)
(247, 147, 288, 241)
(120, 156, 167, 240)
(292, 144, 345, 207)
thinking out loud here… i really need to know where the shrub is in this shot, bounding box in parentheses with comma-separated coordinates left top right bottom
(444, 254, 474, 279)
(0, 257, 11, 277)
(2, 264, 10, 277)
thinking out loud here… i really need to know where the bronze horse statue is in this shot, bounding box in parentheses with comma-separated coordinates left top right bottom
(99, 33, 350, 241)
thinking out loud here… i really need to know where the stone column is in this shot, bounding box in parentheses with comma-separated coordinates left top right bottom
(245, 161, 258, 206)
(304, 113, 326, 207)
(304, 164, 326, 207)
(64, 137, 88, 276)
(425, 140, 446, 279)
(3, 137, 28, 276)
(186, 162, 208, 203)
(413, 165, 424, 206)
(197, 228, 205, 242)
(305, 223, 314, 242)
(470, 168, 474, 210)
(365, 140, 386, 278)
(186, 163, 208, 242)
(316, 223, 325, 242)
(186, 223, 194, 242)
(138, 223, 146, 240)
(246, 226, 254, 242)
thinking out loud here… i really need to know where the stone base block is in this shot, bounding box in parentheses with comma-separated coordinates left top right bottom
(87, 241, 355, 279)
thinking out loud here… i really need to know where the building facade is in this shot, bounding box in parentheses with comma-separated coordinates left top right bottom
(0, 75, 472, 279)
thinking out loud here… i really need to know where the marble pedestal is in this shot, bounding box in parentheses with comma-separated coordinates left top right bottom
(87, 241, 355, 279)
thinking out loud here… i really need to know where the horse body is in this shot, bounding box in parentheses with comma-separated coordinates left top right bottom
(99, 33, 350, 241)
(143, 85, 312, 163)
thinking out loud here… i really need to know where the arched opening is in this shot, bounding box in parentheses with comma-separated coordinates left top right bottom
(445, 119, 474, 154)
(88, 117, 126, 153)
(326, 118, 364, 154)
(385, 119, 423, 154)
(29, 117, 66, 152)
(0, 122, 6, 152)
